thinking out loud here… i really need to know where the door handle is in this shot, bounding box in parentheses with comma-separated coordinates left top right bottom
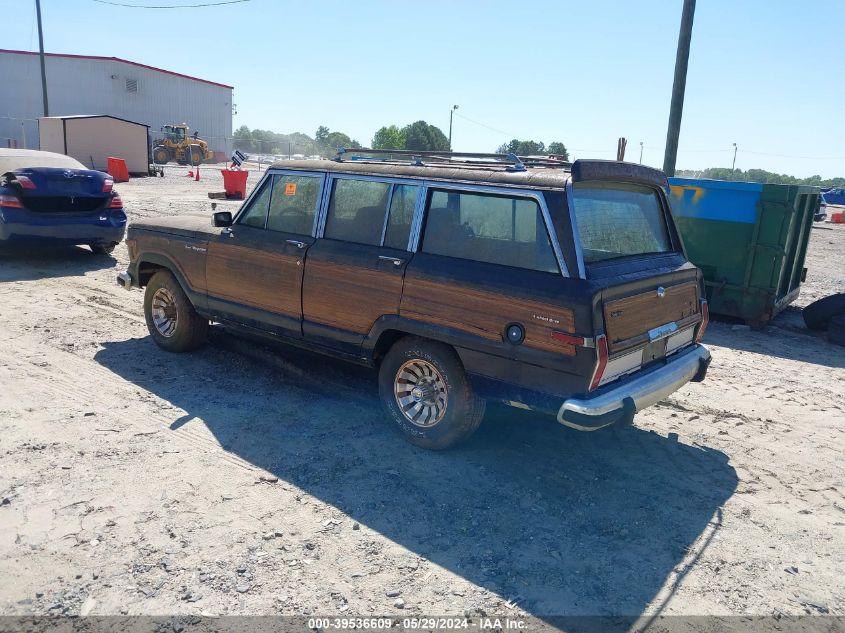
(378, 255, 404, 267)
(286, 239, 306, 249)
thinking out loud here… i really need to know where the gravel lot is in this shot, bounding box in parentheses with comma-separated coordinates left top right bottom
(1, 166, 843, 619)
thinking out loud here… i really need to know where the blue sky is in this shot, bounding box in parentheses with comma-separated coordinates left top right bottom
(6, 0, 845, 177)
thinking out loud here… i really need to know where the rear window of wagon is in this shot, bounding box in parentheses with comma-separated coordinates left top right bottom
(571, 182, 672, 264)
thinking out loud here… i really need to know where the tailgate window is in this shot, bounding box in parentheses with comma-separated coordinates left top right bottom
(571, 183, 672, 263)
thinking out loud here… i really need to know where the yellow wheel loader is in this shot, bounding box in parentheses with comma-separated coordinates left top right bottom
(152, 124, 214, 166)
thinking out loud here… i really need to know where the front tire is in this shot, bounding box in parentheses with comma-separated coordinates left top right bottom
(378, 337, 485, 450)
(143, 270, 208, 352)
(187, 145, 203, 166)
(153, 146, 171, 165)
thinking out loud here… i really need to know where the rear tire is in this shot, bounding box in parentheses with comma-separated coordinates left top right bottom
(143, 270, 207, 352)
(827, 314, 845, 347)
(153, 146, 171, 165)
(803, 293, 845, 330)
(378, 336, 485, 450)
(90, 243, 116, 255)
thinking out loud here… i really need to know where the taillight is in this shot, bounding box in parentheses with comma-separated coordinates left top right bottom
(589, 334, 609, 391)
(0, 194, 23, 208)
(102, 179, 114, 193)
(15, 175, 36, 190)
(108, 194, 123, 209)
(551, 331, 586, 346)
(696, 299, 710, 343)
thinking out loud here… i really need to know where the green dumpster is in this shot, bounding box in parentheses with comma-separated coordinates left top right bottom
(668, 178, 818, 325)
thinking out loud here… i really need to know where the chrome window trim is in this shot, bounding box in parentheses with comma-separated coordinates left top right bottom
(565, 179, 587, 279)
(317, 172, 420, 244)
(379, 185, 396, 247)
(410, 181, 570, 278)
(408, 184, 427, 252)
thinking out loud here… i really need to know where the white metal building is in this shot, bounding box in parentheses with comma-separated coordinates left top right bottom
(0, 49, 233, 159)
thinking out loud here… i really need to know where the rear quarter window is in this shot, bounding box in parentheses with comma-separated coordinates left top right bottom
(571, 183, 672, 263)
(421, 189, 559, 273)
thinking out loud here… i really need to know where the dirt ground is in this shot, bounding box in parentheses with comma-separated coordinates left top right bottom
(0, 166, 843, 619)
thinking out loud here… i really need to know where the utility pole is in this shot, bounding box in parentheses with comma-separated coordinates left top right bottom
(662, 0, 696, 177)
(639, 141, 644, 164)
(35, 0, 49, 117)
(448, 105, 459, 150)
(731, 142, 738, 176)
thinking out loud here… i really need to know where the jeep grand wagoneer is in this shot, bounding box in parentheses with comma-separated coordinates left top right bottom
(118, 150, 710, 449)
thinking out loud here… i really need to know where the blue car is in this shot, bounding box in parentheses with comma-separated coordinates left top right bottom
(0, 149, 127, 254)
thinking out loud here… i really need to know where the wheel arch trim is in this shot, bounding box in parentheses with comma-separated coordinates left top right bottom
(133, 252, 205, 310)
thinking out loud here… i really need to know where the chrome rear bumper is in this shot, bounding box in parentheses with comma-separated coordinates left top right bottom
(116, 271, 133, 290)
(557, 344, 711, 431)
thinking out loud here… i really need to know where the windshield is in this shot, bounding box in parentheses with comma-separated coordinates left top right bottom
(0, 150, 86, 173)
(571, 182, 673, 264)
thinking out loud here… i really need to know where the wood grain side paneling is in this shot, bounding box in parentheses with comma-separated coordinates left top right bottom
(144, 234, 207, 294)
(205, 241, 302, 318)
(604, 281, 699, 352)
(302, 258, 404, 334)
(400, 277, 577, 356)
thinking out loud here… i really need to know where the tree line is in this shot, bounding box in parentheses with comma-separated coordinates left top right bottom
(232, 125, 361, 157)
(494, 139, 569, 160)
(675, 167, 845, 188)
(232, 121, 454, 158)
(233, 122, 570, 160)
(232, 124, 842, 187)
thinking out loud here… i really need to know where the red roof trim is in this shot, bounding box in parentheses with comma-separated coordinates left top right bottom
(0, 48, 233, 90)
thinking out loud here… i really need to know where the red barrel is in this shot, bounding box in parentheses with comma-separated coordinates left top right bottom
(221, 169, 248, 199)
(107, 157, 129, 182)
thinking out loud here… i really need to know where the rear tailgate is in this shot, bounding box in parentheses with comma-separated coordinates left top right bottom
(603, 280, 699, 354)
(594, 271, 703, 391)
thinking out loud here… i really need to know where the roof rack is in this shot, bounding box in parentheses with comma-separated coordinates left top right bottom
(332, 148, 571, 172)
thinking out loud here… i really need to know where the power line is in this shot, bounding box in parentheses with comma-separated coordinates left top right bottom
(92, 0, 249, 8)
(453, 111, 516, 139)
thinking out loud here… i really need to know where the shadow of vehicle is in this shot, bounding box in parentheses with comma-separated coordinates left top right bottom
(703, 310, 845, 370)
(94, 330, 737, 617)
(0, 244, 115, 283)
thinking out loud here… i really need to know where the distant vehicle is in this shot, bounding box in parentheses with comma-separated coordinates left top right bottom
(117, 151, 711, 449)
(821, 187, 845, 207)
(152, 124, 214, 166)
(0, 149, 126, 254)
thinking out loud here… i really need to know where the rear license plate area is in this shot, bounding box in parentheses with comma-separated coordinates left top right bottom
(642, 339, 667, 364)
(50, 178, 87, 193)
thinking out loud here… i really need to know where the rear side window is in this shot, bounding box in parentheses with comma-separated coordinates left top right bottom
(421, 190, 559, 273)
(238, 179, 272, 228)
(571, 183, 672, 263)
(266, 174, 322, 235)
(324, 178, 390, 245)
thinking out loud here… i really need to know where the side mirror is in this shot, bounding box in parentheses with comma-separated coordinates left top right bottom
(212, 211, 233, 227)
